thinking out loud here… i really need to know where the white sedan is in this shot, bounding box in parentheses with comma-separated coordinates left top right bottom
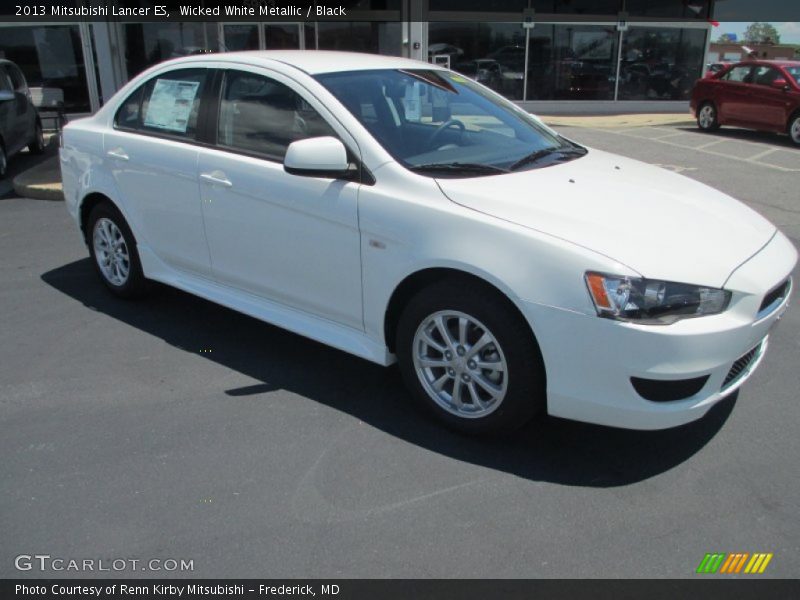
(60, 51, 797, 435)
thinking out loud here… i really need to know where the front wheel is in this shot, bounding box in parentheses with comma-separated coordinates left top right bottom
(87, 203, 149, 298)
(697, 101, 720, 131)
(396, 279, 546, 436)
(788, 113, 800, 147)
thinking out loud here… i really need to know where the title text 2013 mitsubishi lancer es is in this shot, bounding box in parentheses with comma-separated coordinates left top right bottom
(60, 51, 797, 435)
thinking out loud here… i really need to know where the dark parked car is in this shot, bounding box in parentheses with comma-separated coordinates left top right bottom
(0, 59, 45, 179)
(691, 60, 800, 146)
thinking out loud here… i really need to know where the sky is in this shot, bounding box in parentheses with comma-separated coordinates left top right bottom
(716, 22, 800, 44)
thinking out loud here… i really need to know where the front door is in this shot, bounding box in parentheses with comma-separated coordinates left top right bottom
(748, 66, 792, 130)
(196, 67, 363, 330)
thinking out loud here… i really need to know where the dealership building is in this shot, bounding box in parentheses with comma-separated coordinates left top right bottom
(0, 1, 720, 118)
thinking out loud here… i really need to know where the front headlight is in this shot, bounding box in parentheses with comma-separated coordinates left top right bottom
(585, 272, 731, 325)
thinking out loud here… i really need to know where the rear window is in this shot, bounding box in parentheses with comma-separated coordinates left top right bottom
(113, 69, 208, 140)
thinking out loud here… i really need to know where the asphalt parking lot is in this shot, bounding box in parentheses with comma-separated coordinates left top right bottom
(1, 122, 799, 579)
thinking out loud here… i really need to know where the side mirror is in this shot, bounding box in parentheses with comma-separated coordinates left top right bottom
(284, 136, 351, 178)
(0, 90, 15, 102)
(771, 78, 789, 90)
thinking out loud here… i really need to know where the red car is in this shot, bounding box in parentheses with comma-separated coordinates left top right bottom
(690, 60, 800, 146)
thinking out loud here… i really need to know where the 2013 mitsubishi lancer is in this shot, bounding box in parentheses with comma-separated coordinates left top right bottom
(60, 51, 797, 435)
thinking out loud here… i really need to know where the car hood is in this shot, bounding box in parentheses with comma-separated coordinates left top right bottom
(435, 149, 776, 288)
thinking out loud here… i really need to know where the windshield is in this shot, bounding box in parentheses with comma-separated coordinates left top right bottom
(315, 69, 585, 176)
(785, 66, 800, 85)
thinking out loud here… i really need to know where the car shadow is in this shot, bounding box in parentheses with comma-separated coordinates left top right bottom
(675, 125, 799, 150)
(42, 258, 736, 488)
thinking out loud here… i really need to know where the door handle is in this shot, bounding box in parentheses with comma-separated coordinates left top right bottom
(106, 148, 129, 161)
(200, 172, 233, 188)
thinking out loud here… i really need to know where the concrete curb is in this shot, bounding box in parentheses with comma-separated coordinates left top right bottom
(12, 154, 64, 201)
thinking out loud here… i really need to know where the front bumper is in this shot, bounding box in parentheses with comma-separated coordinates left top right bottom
(521, 232, 797, 430)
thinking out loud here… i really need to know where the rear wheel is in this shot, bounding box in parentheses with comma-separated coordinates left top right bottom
(28, 121, 45, 154)
(789, 113, 800, 147)
(396, 279, 546, 436)
(87, 203, 149, 298)
(697, 101, 720, 131)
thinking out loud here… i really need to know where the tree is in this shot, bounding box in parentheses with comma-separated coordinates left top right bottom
(743, 22, 780, 44)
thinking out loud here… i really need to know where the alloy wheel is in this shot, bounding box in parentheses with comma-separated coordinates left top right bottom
(93, 217, 131, 286)
(790, 117, 800, 145)
(412, 310, 508, 419)
(698, 104, 715, 129)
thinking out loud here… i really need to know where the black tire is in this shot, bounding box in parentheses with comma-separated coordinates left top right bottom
(0, 140, 7, 180)
(788, 112, 800, 147)
(396, 278, 546, 436)
(696, 101, 720, 132)
(87, 202, 149, 299)
(28, 121, 45, 155)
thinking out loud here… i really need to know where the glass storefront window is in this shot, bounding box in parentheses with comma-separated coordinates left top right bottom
(316, 22, 402, 55)
(618, 27, 707, 100)
(122, 23, 218, 79)
(531, 0, 621, 14)
(0, 25, 91, 112)
(429, 23, 528, 100)
(526, 25, 619, 100)
(264, 25, 301, 49)
(429, 0, 621, 13)
(625, 0, 711, 19)
(221, 25, 259, 51)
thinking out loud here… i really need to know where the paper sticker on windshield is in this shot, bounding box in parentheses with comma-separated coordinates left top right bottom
(403, 82, 422, 122)
(143, 79, 200, 133)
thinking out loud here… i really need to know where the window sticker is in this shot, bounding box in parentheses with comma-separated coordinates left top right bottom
(403, 81, 422, 122)
(143, 79, 200, 133)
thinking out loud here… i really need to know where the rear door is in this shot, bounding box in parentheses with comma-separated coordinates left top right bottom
(717, 64, 755, 124)
(103, 68, 213, 277)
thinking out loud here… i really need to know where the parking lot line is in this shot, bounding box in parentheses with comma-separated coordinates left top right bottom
(591, 127, 800, 173)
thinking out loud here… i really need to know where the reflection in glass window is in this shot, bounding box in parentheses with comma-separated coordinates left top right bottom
(222, 25, 259, 51)
(618, 28, 707, 100)
(626, 0, 710, 19)
(0, 25, 90, 112)
(217, 71, 336, 159)
(265, 25, 301, 49)
(526, 25, 618, 100)
(316, 22, 401, 55)
(123, 23, 218, 79)
(429, 23, 528, 100)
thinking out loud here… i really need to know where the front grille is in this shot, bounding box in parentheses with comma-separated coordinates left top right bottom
(758, 279, 790, 317)
(722, 345, 761, 389)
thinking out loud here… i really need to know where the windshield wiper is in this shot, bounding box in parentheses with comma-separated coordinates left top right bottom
(509, 146, 587, 171)
(409, 162, 509, 175)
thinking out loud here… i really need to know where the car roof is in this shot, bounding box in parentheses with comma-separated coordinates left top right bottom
(183, 50, 442, 75)
(734, 59, 800, 68)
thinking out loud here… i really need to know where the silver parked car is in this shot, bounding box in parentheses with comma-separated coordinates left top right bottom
(0, 59, 45, 179)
